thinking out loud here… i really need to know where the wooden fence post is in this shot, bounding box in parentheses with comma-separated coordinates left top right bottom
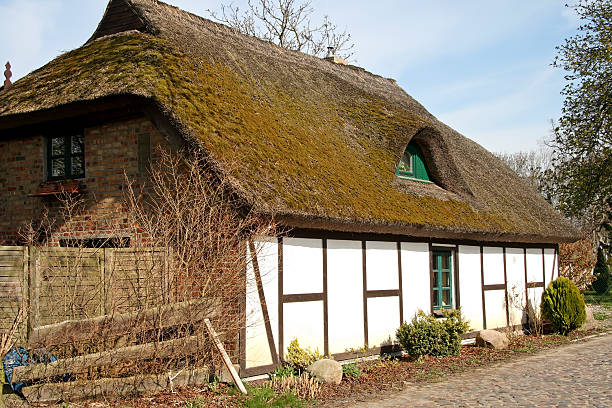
(27, 246, 40, 334)
(22, 245, 29, 342)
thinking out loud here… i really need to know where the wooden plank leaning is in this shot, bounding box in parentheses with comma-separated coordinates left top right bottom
(204, 318, 247, 395)
(28, 297, 220, 349)
(22, 367, 210, 404)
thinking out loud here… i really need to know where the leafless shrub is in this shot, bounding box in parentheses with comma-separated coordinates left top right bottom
(16, 146, 276, 395)
(559, 233, 597, 291)
(507, 285, 544, 336)
(264, 373, 321, 399)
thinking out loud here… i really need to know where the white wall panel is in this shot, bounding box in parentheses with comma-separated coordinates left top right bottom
(544, 248, 556, 287)
(327, 240, 364, 354)
(506, 248, 526, 327)
(283, 238, 323, 295)
(365, 241, 399, 291)
(367, 296, 400, 348)
(458, 245, 484, 331)
(482, 247, 505, 285)
(245, 238, 279, 369)
(400, 242, 430, 322)
(528, 287, 544, 317)
(283, 301, 324, 356)
(484, 289, 507, 329)
(526, 249, 544, 283)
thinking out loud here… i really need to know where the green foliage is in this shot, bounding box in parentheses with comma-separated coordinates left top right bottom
(592, 247, 610, 295)
(285, 339, 322, 372)
(269, 365, 297, 380)
(550, 1, 612, 234)
(396, 309, 469, 357)
(594, 312, 610, 320)
(244, 386, 304, 408)
(342, 363, 361, 379)
(541, 277, 587, 335)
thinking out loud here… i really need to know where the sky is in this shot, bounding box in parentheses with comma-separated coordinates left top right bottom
(0, 0, 581, 153)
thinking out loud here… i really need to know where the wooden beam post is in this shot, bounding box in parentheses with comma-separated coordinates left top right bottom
(204, 318, 247, 395)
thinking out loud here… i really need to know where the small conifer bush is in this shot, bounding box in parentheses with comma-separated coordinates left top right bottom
(592, 247, 610, 295)
(541, 276, 586, 335)
(396, 309, 469, 357)
(285, 338, 322, 372)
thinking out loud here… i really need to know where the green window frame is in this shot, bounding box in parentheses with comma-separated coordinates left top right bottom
(47, 133, 85, 180)
(396, 142, 432, 183)
(432, 250, 453, 310)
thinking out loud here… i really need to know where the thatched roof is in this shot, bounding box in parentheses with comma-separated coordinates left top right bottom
(0, 0, 578, 244)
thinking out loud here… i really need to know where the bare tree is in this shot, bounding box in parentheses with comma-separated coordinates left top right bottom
(209, 0, 355, 60)
(495, 144, 556, 206)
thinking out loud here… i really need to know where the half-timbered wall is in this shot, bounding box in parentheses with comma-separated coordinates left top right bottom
(242, 237, 559, 376)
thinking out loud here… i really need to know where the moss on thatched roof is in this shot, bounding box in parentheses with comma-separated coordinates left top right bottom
(0, 0, 578, 243)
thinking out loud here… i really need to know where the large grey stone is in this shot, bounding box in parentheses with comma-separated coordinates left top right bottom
(475, 329, 509, 350)
(581, 306, 597, 330)
(306, 359, 343, 384)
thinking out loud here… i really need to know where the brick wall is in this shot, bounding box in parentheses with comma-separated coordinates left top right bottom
(0, 116, 166, 245)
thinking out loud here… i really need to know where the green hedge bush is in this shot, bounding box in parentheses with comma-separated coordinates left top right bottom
(592, 247, 610, 295)
(541, 276, 586, 335)
(396, 309, 469, 357)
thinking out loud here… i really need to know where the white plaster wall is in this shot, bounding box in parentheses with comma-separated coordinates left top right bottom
(506, 248, 527, 326)
(245, 238, 279, 369)
(400, 242, 430, 322)
(283, 238, 323, 295)
(482, 247, 505, 285)
(458, 245, 484, 331)
(526, 248, 544, 283)
(484, 289, 507, 329)
(544, 248, 556, 287)
(283, 301, 325, 356)
(365, 241, 399, 291)
(367, 296, 400, 347)
(528, 287, 544, 315)
(327, 239, 364, 354)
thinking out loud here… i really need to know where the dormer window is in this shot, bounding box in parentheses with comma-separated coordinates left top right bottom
(396, 142, 432, 183)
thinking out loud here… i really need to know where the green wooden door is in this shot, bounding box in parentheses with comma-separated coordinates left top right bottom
(432, 251, 453, 310)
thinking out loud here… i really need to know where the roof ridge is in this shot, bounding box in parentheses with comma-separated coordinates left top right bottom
(122, 0, 409, 92)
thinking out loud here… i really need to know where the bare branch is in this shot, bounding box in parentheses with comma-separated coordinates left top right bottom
(209, 0, 356, 60)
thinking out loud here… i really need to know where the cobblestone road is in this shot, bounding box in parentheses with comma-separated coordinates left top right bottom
(350, 334, 612, 407)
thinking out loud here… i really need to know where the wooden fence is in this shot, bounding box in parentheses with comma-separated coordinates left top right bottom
(0, 246, 168, 344)
(12, 298, 221, 403)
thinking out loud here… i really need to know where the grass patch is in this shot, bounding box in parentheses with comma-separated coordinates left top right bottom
(584, 291, 612, 308)
(184, 398, 205, 408)
(243, 386, 304, 408)
(413, 367, 446, 382)
(594, 312, 610, 321)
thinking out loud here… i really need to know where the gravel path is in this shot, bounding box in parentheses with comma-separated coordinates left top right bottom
(350, 333, 612, 407)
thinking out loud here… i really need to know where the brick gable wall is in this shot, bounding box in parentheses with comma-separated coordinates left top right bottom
(0, 116, 165, 245)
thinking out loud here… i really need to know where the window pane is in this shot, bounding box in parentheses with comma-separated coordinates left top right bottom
(433, 254, 439, 270)
(432, 289, 439, 307)
(398, 152, 413, 173)
(71, 134, 84, 154)
(442, 271, 451, 288)
(441, 254, 450, 270)
(71, 155, 84, 176)
(442, 290, 451, 307)
(51, 137, 65, 157)
(52, 158, 65, 178)
(433, 271, 439, 287)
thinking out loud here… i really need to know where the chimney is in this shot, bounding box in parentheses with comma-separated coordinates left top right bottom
(3, 62, 12, 90)
(324, 47, 348, 66)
